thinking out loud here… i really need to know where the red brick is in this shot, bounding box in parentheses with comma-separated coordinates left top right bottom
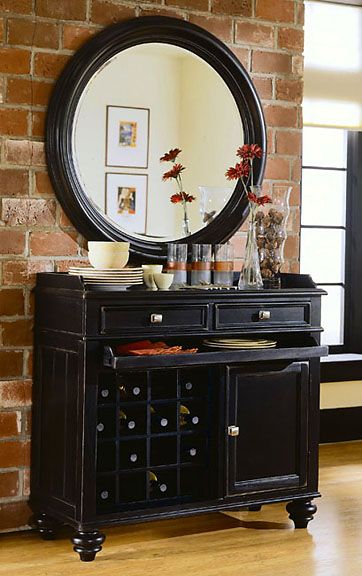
(26, 290, 34, 316)
(296, 2, 304, 26)
(139, 7, 185, 18)
(0, 76, 4, 101)
(290, 260, 300, 273)
(0, 380, 32, 408)
(252, 76, 273, 100)
(34, 52, 69, 79)
(31, 110, 46, 137)
(7, 78, 54, 107)
(0, 169, 28, 196)
(35, 0, 87, 20)
(0, 48, 30, 73)
(291, 156, 301, 180)
(256, 0, 294, 23)
(229, 46, 250, 70)
(276, 78, 303, 103)
(30, 230, 79, 256)
(4, 139, 46, 166)
(284, 234, 299, 259)
(3, 260, 53, 286)
(264, 156, 290, 179)
(0, 440, 30, 468)
(33, 171, 54, 197)
(8, 19, 59, 49)
(236, 21, 274, 48)
(0, 230, 25, 255)
(0, 108, 28, 136)
(62, 25, 97, 51)
(59, 208, 74, 228)
(165, 0, 208, 10)
(264, 104, 298, 128)
(0, 17, 3, 43)
(0, 289, 24, 316)
(91, 1, 136, 25)
(0, 471, 19, 498)
(278, 27, 304, 52)
(0, 412, 21, 437)
(289, 183, 300, 206)
(0, 501, 31, 531)
(252, 50, 291, 74)
(2, 318, 33, 346)
(189, 15, 232, 43)
(267, 127, 274, 154)
(275, 130, 302, 155)
(0, 0, 32, 15)
(212, 0, 251, 16)
(55, 259, 90, 272)
(0, 351, 23, 378)
(1, 198, 56, 226)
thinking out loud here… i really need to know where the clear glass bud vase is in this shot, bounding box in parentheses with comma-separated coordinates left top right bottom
(182, 201, 191, 236)
(238, 202, 263, 290)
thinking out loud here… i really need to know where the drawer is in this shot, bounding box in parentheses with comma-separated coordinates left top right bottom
(215, 301, 311, 330)
(100, 304, 210, 334)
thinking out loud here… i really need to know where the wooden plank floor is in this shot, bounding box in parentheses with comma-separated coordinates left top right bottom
(1, 441, 362, 576)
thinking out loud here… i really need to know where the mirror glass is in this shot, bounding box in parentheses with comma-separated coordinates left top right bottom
(72, 42, 244, 242)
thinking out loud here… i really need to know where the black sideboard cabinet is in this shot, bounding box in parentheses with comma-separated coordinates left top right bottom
(30, 273, 327, 561)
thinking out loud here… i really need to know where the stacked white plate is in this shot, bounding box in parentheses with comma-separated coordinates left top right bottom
(68, 267, 144, 286)
(203, 338, 277, 350)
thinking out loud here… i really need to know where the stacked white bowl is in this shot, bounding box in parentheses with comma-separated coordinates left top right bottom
(88, 242, 130, 269)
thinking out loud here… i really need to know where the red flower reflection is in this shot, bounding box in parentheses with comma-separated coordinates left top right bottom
(170, 192, 196, 204)
(160, 148, 182, 162)
(225, 161, 250, 180)
(247, 191, 272, 206)
(162, 163, 185, 181)
(236, 144, 263, 160)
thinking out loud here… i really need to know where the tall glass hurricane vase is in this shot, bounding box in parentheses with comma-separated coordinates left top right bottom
(238, 186, 263, 290)
(257, 185, 291, 288)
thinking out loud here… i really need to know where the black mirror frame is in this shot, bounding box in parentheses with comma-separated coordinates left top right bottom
(46, 16, 267, 262)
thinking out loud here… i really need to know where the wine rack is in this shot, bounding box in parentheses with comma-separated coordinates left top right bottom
(96, 366, 214, 513)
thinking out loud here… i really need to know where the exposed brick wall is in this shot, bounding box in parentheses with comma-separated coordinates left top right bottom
(0, 0, 304, 531)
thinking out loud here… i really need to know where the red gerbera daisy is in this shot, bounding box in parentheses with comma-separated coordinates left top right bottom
(236, 144, 263, 160)
(225, 161, 250, 180)
(160, 148, 182, 162)
(247, 191, 272, 206)
(162, 163, 185, 181)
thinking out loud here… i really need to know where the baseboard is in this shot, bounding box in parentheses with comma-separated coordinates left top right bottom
(320, 407, 362, 443)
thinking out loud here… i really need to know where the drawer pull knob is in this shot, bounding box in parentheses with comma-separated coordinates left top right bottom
(258, 310, 271, 320)
(150, 313, 163, 323)
(228, 425, 239, 437)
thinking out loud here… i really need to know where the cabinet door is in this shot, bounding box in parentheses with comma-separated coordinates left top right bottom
(226, 362, 308, 496)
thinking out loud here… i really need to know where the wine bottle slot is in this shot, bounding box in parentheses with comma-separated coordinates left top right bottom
(179, 405, 199, 426)
(119, 383, 142, 399)
(119, 409, 136, 430)
(148, 471, 168, 495)
(150, 406, 168, 428)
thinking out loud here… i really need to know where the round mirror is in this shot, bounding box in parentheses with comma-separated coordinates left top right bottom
(47, 16, 266, 260)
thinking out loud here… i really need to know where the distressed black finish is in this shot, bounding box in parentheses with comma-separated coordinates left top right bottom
(31, 273, 327, 561)
(45, 16, 267, 261)
(286, 499, 317, 529)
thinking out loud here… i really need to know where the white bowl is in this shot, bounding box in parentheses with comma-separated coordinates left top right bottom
(87, 242, 130, 269)
(142, 265, 163, 289)
(154, 273, 174, 290)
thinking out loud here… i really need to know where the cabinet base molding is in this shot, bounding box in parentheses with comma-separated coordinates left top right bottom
(71, 531, 106, 562)
(286, 499, 317, 529)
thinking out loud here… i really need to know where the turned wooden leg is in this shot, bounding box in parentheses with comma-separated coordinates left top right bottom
(286, 499, 317, 529)
(71, 530, 106, 562)
(31, 513, 58, 540)
(248, 504, 262, 512)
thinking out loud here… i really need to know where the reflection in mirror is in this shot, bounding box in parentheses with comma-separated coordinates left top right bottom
(73, 43, 243, 242)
